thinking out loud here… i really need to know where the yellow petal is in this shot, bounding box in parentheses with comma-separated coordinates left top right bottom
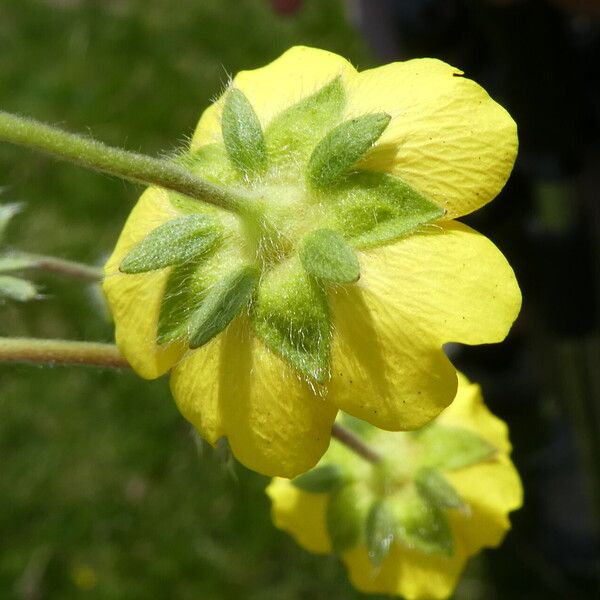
(103, 188, 185, 379)
(345, 58, 517, 218)
(438, 374, 523, 553)
(446, 457, 522, 554)
(170, 317, 337, 478)
(328, 221, 520, 431)
(266, 478, 332, 554)
(343, 543, 467, 600)
(191, 46, 356, 149)
(438, 373, 512, 452)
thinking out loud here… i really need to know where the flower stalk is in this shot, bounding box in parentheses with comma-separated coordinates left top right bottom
(0, 337, 128, 368)
(0, 335, 383, 463)
(331, 422, 382, 464)
(0, 111, 243, 211)
(17, 253, 103, 282)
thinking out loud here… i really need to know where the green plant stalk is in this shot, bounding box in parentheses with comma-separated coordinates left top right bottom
(23, 253, 104, 282)
(331, 422, 382, 464)
(0, 111, 242, 211)
(0, 337, 129, 368)
(0, 336, 381, 464)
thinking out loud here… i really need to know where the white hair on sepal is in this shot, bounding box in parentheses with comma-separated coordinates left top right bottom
(419, 222, 445, 235)
(213, 66, 234, 103)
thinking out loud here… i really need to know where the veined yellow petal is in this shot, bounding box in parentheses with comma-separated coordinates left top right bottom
(170, 317, 337, 478)
(329, 282, 457, 430)
(328, 221, 520, 431)
(191, 46, 356, 149)
(266, 478, 331, 554)
(343, 543, 467, 600)
(103, 188, 185, 379)
(345, 58, 517, 218)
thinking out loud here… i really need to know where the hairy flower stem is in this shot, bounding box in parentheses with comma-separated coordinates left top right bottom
(331, 422, 382, 464)
(0, 111, 243, 212)
(0, 337, 129, 368)
(0, 336, 382, 463)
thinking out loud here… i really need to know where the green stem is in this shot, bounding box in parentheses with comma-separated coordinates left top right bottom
(0, 337, 128, 368)
(331, 422, 382, 464)
(24, 253, 103, 282)
(0, 336, 382, 463)
(0, 111, 242, 211)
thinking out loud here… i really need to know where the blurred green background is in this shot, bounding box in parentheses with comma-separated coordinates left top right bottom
(1, 1, 598, 599)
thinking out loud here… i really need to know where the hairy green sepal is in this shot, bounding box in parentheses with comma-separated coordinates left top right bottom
(308, 113, 390, 187)
(394, 488, 454, 557)
(366, 499, 398, 566)
(416, 424, 496, 471)
(415, 468, 465, 510)
(157, 262, 204, 344)
(189, 266, 258, 349)
(264, 77, 345, 174)
(252, 260, 331, 384)
(326, 171, 444, 249)
(221, 88, 267, 176)
(120, 215, 221, 274)
(292, 464, 350, 493)
(299, 229, 360, 284)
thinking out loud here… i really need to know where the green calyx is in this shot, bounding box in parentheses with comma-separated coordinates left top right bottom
(0, 275, 38, 302)
(188, 266, 258, 349)
(307, 112, 391, 187)
(292, 464, 350, 493)
(296, 415, 498, 565)
(252, 259, 331, 383)
(120, 214, 222, 274)
(0, 202, 38, 303)
(299, 229, 360, 284)
(119, 78, 444, 382)
(221, 88, 267, 176)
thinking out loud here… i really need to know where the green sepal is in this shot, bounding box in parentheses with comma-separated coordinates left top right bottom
(221, 88, 267, 176)
(0, 202, 22, 240)
(327, 483, 370, 554)
(292, 464, 350, 493)
(188, 265, 258, 349)
(252, 259, 331, 384)
(325, 171, 444, 249)
(299, 229, 360, 284)
(0, 275, 37, 302)
(307, 113, 390, 187)
(157, 261, 212, 345)
(366, 499, 398, 566)
(415, 424, 496, 471)
(415, 467, 465, 510)
(0, 253, 39, 273)
(265, 77, 345, 175)
(120, 215, 222, 274)
(394, 488, 454, 557)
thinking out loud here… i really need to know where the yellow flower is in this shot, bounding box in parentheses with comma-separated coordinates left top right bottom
(266, 374, 523, 600)
(103, 46, 520, 478)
